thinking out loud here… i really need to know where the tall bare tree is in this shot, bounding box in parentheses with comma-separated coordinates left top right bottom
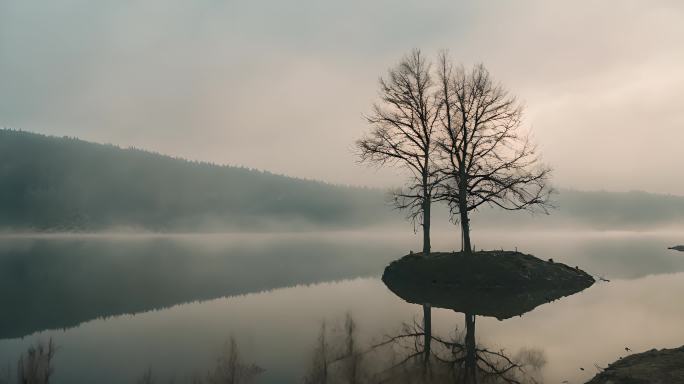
(356, 50, 440, 254)
(435, 56, 552, 253)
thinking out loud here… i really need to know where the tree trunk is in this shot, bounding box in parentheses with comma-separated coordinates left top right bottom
(422, 195, 431, 255)
(464, 313, 477, 383)
(458, 200, 471, 253)
(423, 303, 431, 364)
(457, 170, 472, 254)
(422, 192, 432, 366)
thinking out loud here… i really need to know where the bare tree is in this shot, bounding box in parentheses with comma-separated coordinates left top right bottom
(356, 49, 441, 254)
(16, 339, 55, 384)
(205, 337, 263, 384)
(304, 321, 329, 384)
(435, 55, 552, 253)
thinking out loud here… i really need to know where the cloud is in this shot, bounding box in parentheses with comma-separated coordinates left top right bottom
(0, 0, 682, 193)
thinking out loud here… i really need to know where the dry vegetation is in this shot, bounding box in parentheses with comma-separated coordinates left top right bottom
(0, 339, 56, 384)
(134, 336, 263, 384)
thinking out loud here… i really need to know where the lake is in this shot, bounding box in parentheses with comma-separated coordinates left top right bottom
(1, 230, 683, 383)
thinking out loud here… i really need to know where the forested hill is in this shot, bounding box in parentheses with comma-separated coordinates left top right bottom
(470, 189, 684, 230)
(1, 129, 683, 232)
(0, 129, 397, 231)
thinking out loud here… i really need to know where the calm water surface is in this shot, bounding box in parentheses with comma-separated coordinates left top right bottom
(0, 231, 682, 383)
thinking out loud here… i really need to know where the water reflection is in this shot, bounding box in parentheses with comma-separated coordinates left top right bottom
(2, 274, 684, 383)
(1, 232, 683, 383)
(0, 235, 404, 339)
(1, 231, 680, 340)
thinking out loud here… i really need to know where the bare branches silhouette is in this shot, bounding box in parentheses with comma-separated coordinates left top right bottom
(356, 49, 442, 254)
(434, 53, 553, 252)
(357, 49, 552, 253)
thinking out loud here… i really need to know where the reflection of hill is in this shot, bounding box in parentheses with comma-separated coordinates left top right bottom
(0, 236, 400, 339)
(382, 251, 594, 319)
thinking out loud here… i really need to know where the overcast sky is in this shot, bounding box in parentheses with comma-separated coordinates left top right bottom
(1, 1, 683, 194)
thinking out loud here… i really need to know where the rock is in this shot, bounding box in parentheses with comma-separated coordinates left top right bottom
(382, 251, 594, 320)
(587, 346, 684, 383)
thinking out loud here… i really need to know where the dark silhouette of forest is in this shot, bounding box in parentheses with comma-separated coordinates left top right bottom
(1, 129, 683, 232)
(0, 129, 397, 231)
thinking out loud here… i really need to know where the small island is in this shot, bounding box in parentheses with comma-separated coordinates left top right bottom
(383, 251, 594, 320)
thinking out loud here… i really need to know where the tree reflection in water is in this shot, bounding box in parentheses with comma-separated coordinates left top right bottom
(302, 312, 545, 384)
